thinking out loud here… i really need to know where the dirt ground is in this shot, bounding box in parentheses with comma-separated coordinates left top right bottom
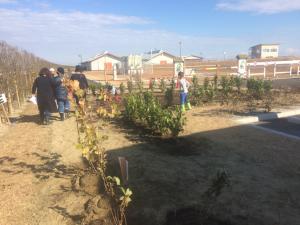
(102, 105, 300, 225)
(0, 104, 109, 225)
(1, 102, 300, 225)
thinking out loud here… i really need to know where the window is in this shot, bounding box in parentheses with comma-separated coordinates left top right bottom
(263, 48, 270, 52)
(271, 48, 278, 52)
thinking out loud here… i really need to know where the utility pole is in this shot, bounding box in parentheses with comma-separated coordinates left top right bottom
(179, 41, 182, 58)
(78, 54, 82, 64)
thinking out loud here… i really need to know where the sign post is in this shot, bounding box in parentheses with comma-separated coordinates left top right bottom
(0, 93, 10, 124)
(238, 59, 247, 77)
(174, 59, 184, 77)
(236, 54, 248, 77)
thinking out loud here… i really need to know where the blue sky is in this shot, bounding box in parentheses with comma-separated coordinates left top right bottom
(0, 0, 300, 65)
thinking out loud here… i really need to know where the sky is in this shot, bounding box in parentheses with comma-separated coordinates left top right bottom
(0, 0, 300, 65)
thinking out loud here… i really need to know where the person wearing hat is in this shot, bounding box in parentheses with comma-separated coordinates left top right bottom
(52, 67, 70, 121)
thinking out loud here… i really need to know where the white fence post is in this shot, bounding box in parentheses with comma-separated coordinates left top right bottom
(248, 67, 251, 78)
(298, 64, 300, 76)
(273, 64, 277, 78)
(263, 66, 266, 78)
(289, 64, 292, 77)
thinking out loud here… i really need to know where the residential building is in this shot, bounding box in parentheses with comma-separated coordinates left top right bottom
(249, 44, 279, 59)
(144, 50, 177, 65)
(81, 52, 122, 72)
(124, 54, 143, 74)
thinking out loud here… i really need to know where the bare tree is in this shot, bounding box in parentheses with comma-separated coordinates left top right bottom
(0, 41, 66, 122)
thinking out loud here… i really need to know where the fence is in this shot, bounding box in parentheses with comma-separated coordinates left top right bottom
(86, 59, 300, 84)
(247, 60, 300, 78)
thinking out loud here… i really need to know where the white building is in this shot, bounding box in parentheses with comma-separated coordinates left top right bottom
(249, 44, 279, 59)
(144, 50, 177, 65)
(126, 54, 143, 74)
(82, 52, 122, 71)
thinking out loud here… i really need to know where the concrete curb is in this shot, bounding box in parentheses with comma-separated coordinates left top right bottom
(287, 116, 300, 125)
(236, 108, 300, 124)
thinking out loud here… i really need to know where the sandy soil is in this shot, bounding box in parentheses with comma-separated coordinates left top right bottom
(0, 104, 98, 225)
(1, 100, 300, 225)
(100, 105, 300, 225)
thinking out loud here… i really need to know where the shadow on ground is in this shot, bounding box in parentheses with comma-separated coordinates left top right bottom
(104, 122, 300, 225)
(10, 114, 61, 124)
(49, 206, 84, 225)
(1, 152, 78, 181)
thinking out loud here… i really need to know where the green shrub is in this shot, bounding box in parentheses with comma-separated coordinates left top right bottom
(190, 76, 204, 105)
(220, 76, 234, 105)
(119, 82, 125, 95)
(127, 80, 133, 94)
(159, 79, 167, 93)
(233, 76, 243, 93)
(124, 92, 186, 137)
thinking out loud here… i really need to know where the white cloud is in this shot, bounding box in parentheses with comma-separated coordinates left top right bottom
(217, 0, 300, 14)
(0, 7, 240, 64)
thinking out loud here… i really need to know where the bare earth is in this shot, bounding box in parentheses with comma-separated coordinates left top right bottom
(103, 105, 300, 225)
(1, 103, 300, 225)
(0, 104, 89, 225)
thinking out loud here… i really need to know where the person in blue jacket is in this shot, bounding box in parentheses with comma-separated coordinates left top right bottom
(52, 67, 70, 121)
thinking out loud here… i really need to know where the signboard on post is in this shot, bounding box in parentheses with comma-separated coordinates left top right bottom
(0, 93, 10, 124)
(0, 93, 7, 104)
(238, 59, 247, 77)
(174, 61, 184, 77)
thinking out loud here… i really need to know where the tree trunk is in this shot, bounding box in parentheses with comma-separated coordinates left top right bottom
(6, 79, 14, 115)
(14, 79, 21, 108)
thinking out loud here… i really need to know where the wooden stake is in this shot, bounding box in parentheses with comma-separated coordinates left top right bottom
(1, 103, 11, 124)
(118, 157, 128, 185)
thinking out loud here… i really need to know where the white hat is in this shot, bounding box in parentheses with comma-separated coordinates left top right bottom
(49, 68, 55, 72)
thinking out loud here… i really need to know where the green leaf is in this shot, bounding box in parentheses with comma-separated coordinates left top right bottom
(125, 188, 133, 196)
(114, 177, 121, 186)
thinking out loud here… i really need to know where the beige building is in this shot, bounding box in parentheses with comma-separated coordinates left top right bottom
(81, 52, 122, 71)
(249, 44, 279, 59)
(144, 50, 177, 65)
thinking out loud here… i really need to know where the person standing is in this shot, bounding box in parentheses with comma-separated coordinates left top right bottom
(52, 67, 70, 121)
(32, 68, 57, 125)
(70, 65, 89, 105)
(178, 71, 192, 112)
(49, 68, 56, 78)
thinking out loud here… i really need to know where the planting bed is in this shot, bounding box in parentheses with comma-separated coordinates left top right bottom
(84, 102, 300, 225)
(82, 80, 300, 225)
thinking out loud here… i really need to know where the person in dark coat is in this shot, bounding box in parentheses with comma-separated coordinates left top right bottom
(32, 67, 57, 125)
(70, 65, 89, 105)
(52, 67, 70, 121)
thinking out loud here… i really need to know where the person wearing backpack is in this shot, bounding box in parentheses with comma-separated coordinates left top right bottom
(52, 67, 70, 121)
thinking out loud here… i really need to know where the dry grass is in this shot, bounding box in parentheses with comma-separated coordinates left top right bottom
(98, 103, 300, 225)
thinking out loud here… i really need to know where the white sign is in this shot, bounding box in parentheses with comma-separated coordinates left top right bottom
(174, 62, 184, 76)
(238, 59, 247, 76)
(0, 93, 7, 104)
